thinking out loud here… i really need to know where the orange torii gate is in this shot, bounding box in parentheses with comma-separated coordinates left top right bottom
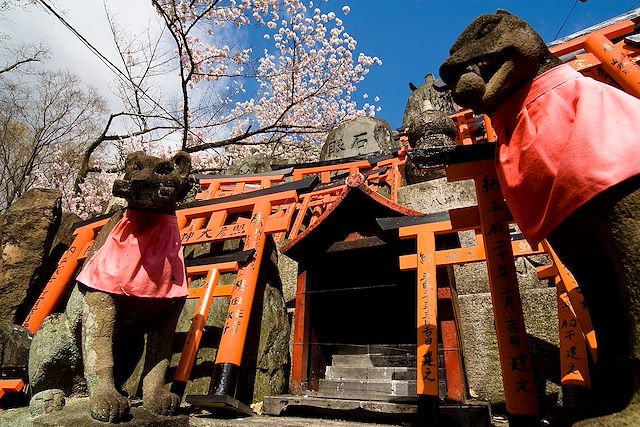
(173, 151, 406, 412)
(169, 152, 404, 412)
(174, 177, 318, 413)
(381, 211, 594, 416)
(22, 215, 112, 334)
(405, 144, 596, 423)
(194, 168, 292, 201)
(191, 148, 408, 242)
(172, 251, 254, 396)
(548, 15, 640, 97)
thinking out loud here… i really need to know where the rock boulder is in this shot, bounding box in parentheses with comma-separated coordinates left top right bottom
(0, 189, 62, 324)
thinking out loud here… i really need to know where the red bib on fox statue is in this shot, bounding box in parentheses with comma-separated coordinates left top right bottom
(77, 209, 188, 298)
(440, 10, 640, 424)
(491, 63, 640, 246)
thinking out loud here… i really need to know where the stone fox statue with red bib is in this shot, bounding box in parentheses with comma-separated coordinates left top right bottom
(440, 10, 640, 423)
(29, 151, 192, 423)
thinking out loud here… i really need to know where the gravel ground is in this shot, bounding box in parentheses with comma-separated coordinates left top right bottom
(189, 413, 405, 426)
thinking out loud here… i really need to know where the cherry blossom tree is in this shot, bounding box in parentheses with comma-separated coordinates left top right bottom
(109, 0, 379, 159)
(38, 0, 382, 217)
(149, 0, 381, 156)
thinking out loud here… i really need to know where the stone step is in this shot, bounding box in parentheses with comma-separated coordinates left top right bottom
(318, 378, 417, 397)
(325, 365, 416, 381)
(331, 353, 416, 367)
(313, 389, 416, 402)
(333, 344, 416, 356)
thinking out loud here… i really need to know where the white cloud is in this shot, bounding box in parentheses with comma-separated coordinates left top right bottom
(3, 1, 172, 111)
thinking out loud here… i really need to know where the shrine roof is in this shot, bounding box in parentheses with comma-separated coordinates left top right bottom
(281, 173, 423, 262)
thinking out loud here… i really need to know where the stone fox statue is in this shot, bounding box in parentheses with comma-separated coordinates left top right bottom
(440, 10, 640, 421)
(29, 151, 192, 423)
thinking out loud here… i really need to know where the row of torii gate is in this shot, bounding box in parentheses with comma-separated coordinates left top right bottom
(3, 14, 640, 425)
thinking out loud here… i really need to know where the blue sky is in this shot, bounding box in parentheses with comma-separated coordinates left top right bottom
(343, 0, 640, 129)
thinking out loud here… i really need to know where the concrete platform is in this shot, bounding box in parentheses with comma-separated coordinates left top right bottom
(4, 399, 478, 427)
(0, 399, 406, 427)
(263, 394, 493, 427)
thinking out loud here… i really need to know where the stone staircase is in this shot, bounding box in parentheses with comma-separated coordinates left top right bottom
(315, 344, 420, 401)
(264, 343, 492, 426)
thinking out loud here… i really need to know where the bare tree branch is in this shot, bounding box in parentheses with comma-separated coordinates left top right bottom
(0, 70, 107, 211)
(73, 111, 179, 192)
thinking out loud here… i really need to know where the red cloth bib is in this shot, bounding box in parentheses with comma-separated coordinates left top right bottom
(77, 209, 188, 298)
(491, 64, 640, 246)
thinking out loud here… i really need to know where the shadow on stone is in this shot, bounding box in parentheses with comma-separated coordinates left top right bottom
(31, 398, 189, 427)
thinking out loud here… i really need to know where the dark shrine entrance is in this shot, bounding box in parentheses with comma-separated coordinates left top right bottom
(308, 243, 416, 354)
